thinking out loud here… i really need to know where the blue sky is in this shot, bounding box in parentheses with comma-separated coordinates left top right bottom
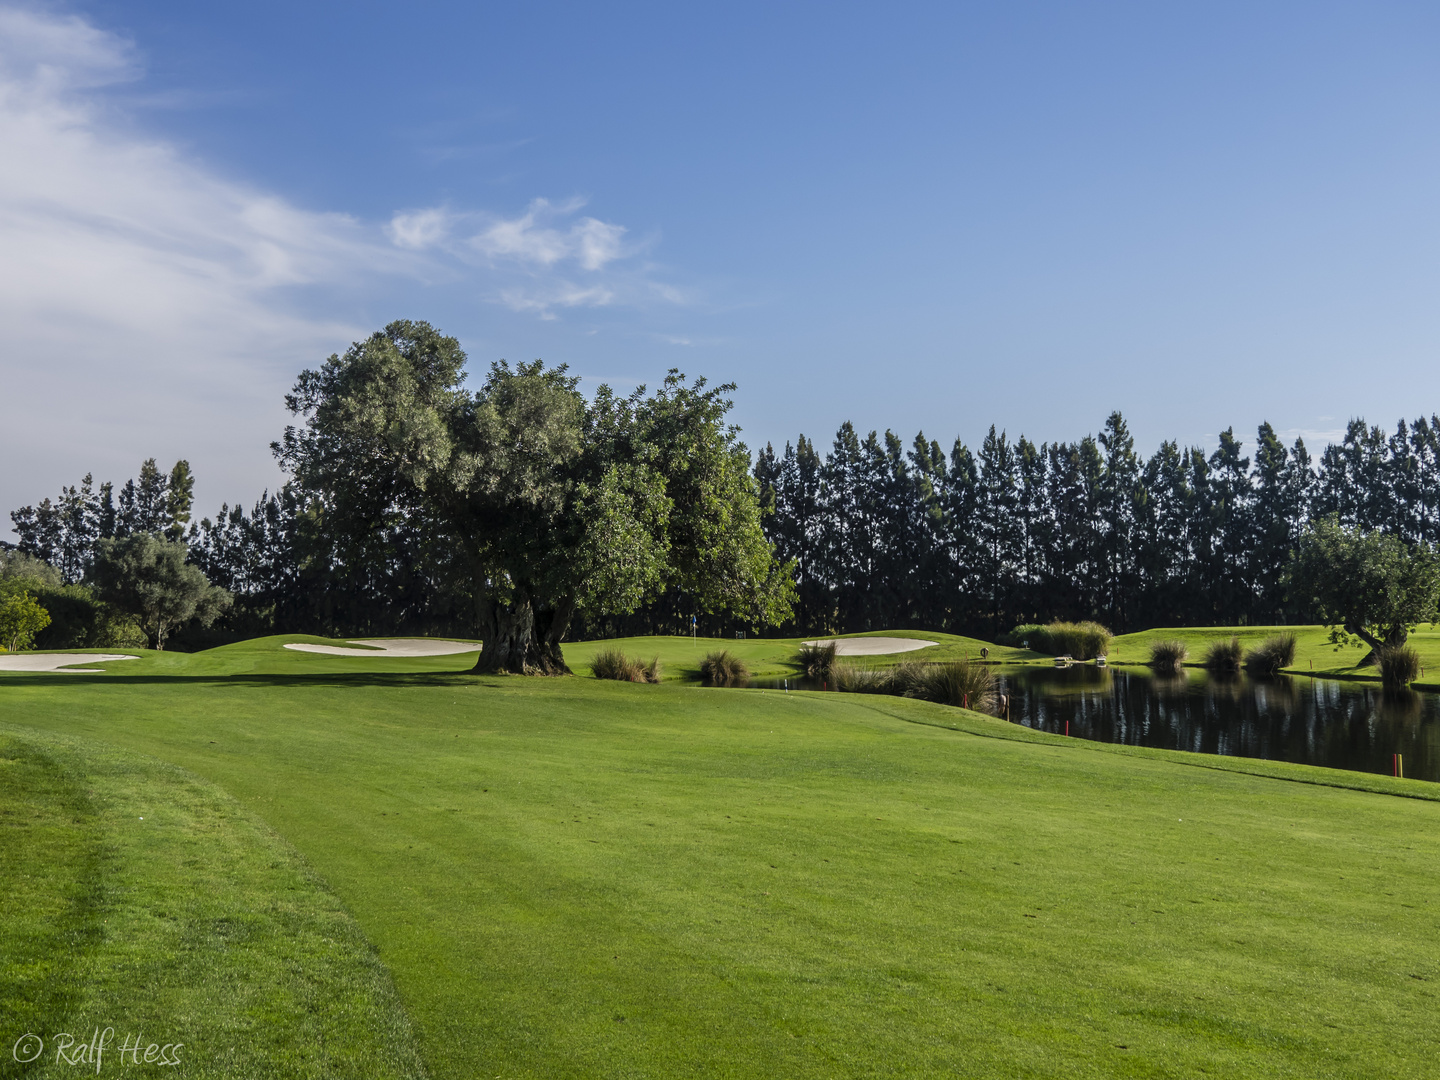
(4, 1, 1440, 528)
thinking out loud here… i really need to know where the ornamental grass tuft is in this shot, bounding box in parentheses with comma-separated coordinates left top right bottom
(1204, 636, 1244, 672)
(796, 640, 838, 680)
(700, 650, 749, 687)
(1244, 633, 1297, 675)
(1148, 639, 1189, 673)
(1378, 644, 1421, 688)
(591, 647, 662, 683)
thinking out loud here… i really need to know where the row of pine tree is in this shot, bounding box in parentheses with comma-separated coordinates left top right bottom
(754, 414, 1440, 636)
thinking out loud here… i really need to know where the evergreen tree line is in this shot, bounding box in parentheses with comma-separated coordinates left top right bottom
(9, 458, 196, 584)
(10, 412, 1440, 645)
(753, 413, 1440, 637)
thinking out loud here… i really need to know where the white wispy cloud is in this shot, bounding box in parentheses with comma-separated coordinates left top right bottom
(0, 5, 687, 528)
(0, 6, 430, 523)
(386, 196, 668, 316)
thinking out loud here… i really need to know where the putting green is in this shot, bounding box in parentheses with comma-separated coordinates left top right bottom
(2, 636, 1438, 1078)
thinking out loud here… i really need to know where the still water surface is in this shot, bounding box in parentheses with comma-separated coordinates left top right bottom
(752, 666, 1440, 783)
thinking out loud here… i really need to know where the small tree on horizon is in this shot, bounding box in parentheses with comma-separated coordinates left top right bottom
(90, 534, 232, 650)
(1286, 516, 1440, 655)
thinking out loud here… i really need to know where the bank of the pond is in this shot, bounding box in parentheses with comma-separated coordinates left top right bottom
(753, 663, 1440, 784)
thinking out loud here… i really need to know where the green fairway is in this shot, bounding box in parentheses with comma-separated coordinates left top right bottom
(0, 723, 426, 1079)
(3, 636, 1440, 1078)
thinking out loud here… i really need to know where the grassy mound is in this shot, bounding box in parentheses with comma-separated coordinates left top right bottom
(0, 725, 427, 1079)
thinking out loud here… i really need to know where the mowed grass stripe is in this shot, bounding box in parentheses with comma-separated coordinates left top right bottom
(0, 724, 429, 1080)
(3, 643, 1439, 1077)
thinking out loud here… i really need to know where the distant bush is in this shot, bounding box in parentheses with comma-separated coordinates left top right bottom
(700, 650, 749, 687)
(1204, 637, 1243, 672)
(796, 640, 838, 680)
(1244, 633, 1297, 675)
(1378, 644, 1421, 688)
(1148, 639, 1189, 673)
(1027, 621, 1112, 660)
(591, 647, 661, 683)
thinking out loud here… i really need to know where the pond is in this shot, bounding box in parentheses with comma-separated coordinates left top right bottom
(750, 666, 1440, 783)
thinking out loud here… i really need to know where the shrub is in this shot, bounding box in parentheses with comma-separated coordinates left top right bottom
(1029, 621, 1112, 660)
(1002, 624, 1044, 649)
(796, 640, 838, 680)
(1244, 633, 1297, 675)
(591, 647, 661, 683)
(1148, 639, 1189, 673)
(904, 660, 997, 714)
(700, 650, 749, 687)
(1204, 637, 1243, 672)
(1378, 644, 1421, 688)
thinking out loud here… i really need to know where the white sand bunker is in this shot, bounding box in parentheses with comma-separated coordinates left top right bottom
(803, 637, 938, 656)
(284, 638, 482, 658)
(0, 653, 139, 673)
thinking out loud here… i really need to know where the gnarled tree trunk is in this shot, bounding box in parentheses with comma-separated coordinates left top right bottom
(472, 589, 575, 675)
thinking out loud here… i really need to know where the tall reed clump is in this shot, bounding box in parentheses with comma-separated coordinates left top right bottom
(796, 640, 838, 680)
(700, 650, 749, 687)
(1148, 639, 1189, 673)
(1030, 621, 1113, 660)
(1378, 644, 1421, 688)
(1204, 637, 1243, 672)
(1004, 624, 1044, 649)
(831, 659, 998, 714)
(904, 660, 997, 713)
(1244, 633, 1297, 675)
(831, 662, 891, 693)
(590, 647, 661, 683)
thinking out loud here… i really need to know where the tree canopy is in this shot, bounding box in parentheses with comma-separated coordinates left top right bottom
(90, 534, 232, 650)
(1286, 516, 1440, 653)
(274, 320, 793, 673)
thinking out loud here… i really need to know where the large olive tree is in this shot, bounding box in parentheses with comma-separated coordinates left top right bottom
(274, 320, 793, 674)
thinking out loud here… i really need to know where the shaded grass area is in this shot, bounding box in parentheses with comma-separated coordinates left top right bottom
(0, 724, 428, 1080)
(3, 641, 1440, 1078)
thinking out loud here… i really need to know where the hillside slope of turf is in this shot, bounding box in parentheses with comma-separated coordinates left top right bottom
(3, 637, 1439, 1078)
(0, 723, 428, 1080)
